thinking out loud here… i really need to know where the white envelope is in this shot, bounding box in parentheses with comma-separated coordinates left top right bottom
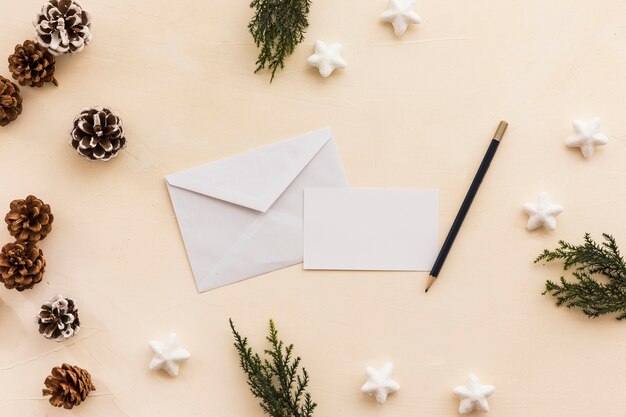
(165, 128, 347, 292)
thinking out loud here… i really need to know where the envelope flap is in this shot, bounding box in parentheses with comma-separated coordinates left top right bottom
(165, 128, 333, 212)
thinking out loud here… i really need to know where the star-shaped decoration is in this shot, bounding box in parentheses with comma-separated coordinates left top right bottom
(307, 41, 347, 78)
(360, 362, 400, 404)
(565, 117, 608, 159)
(523, 192, 563, 231)
(148, 333, 190, 377)
(380, 0, 421, 36)
(453, 374, 495, 414)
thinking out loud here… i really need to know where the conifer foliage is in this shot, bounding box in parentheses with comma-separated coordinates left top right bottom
(536, 233, 626, 320)
(230, 319, 317, 417)
(248, 0, 312, 82)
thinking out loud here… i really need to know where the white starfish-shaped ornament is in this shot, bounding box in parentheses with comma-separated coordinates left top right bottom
(453, 374, 495, 414)
(307, 41, 347, 78)
(361, 362, 400, 404)
(148, 333, 190, 376)
(523, 192, 563, 231)
(381, 0, 421, 36)
(565, 117, 608, 159)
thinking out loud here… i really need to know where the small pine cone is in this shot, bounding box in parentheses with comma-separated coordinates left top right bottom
(0, 75, 23, 127)
(42, 363, 95, 409)
(5, 195, 54, 243)
(70, 107, 126, 161)
(33, 0, 93, 56)
(37, 295, 80, 342)
(0, 242, 46, 291)
(8, 40, 58, 88)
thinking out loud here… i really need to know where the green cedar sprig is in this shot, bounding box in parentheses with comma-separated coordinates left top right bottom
(229, 319, 317, 417)
(248, 0, 312, 82)
(535, 233, 626, 320)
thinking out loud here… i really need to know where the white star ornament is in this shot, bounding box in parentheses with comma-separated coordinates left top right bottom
(453, 373, 495, 414)
(360, 362, 400, 404)
(565, 117, 608, 159)
(523, 192, 563, 231)
(148, 333, 191, 377)
(381, 0, 421, 36)
(307, 41, 347, 78)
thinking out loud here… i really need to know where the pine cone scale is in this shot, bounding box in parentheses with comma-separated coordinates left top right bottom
(105, 125, 119, 136)
(58, 0, 72, 14)
(100, 139, 113, 151)
(77, 119, 93, 134)
(28, 221, 43, 233)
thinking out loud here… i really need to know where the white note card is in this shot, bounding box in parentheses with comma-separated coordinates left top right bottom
(303, 188, 438, 271)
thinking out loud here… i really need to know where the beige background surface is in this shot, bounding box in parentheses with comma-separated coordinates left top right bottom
(1, 0, 626, 416)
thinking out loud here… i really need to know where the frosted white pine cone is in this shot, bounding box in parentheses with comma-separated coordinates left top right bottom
(33, 0, 93, 56)
(37, 294, 81, 342)
(70, 106, 126, 161)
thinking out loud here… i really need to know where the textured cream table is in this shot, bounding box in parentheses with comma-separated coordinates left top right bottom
(2, 1, 626, 416)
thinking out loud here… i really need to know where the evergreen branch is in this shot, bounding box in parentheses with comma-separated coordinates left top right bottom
(249, 0, 312, 82)
(230, 319, 317, 417)
(535, 234, 626, 320)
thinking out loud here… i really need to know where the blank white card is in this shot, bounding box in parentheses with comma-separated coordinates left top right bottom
(303, 188, 438, 271)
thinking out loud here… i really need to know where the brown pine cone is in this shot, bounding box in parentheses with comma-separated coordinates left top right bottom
(70, 107, 126, 161)
(0, 75, 23, 127)
(37, 295, 80, 342)
(0, 242, 46, 291)
(33, 0, 93, 56)
(5, 195, 54, 243)
(42, 363, 95, 409)
(8, 40, 58, 88)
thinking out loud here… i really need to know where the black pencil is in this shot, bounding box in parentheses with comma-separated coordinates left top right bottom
(425, 121, 508, 293)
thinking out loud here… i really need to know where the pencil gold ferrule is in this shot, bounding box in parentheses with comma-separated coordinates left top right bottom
(493, 121, 508, 141)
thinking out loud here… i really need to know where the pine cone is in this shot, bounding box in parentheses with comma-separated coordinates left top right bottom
(37, 295, 80, 342)
(0, 242, 46, 291)
(5, 195, 54, 243)
(0, 75, 23, 127)
(70, 107, 126, 161)
(8, 40, 58, 87)
(42, 363, 95, 409)
(33, 0, 93, 56)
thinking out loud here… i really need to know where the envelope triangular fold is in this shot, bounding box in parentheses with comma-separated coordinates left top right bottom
(166, 128, 332, 212)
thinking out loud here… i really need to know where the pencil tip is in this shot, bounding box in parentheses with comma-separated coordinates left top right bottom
(424, 276, 436, 293)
